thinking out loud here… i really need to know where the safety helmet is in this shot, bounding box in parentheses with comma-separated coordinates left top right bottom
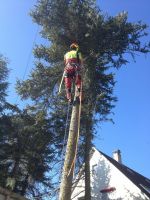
(70, 43, 79, 49)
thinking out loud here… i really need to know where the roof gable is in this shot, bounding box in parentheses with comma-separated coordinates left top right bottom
(96, 148, 150, 198)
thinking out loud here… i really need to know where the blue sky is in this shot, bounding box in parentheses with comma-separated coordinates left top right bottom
(96, 0, 150, 178)
(0, 0, 150, 179)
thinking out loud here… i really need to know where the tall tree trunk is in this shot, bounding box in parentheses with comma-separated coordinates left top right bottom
(11, 159, 19, 192)
(20, 174, 29, 196)
(84, 119, 92, 200)
(59, 102, 80, 200)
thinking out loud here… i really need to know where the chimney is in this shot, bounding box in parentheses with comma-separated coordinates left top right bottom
(113, 150, 122, 164)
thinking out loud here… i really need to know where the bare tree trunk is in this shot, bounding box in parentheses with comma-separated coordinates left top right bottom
(20, 174, 29, 196)
(59, 102, 80, 200)
(84, 119, 92, 200)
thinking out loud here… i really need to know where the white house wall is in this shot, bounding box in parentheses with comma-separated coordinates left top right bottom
(71, 149, 149, 200)
(90, 149, 149, 200)
(71, 172, 85, 199)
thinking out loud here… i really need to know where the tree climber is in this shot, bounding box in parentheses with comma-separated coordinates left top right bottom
(64, 43, 83, 103)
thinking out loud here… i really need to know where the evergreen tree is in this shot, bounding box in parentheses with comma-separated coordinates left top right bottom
(0, 52, 57, 198)
(16, 0, 150, 199)
(0, 107, 56, 198)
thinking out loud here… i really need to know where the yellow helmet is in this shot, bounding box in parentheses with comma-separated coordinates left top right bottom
(70, 43, 79, 49)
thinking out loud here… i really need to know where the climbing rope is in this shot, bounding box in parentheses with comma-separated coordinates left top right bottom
(67, 80, 83, 178)
(58, 101, 71, 176)
(55, 101, 71, 200)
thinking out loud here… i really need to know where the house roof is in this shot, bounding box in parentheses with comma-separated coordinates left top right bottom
(72, 148, 150, 199)
(96, 148, 150, 199)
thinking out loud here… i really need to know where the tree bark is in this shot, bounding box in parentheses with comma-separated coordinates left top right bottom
(59, 103, 80, 200)
(84, 120, 92, 200)
(20, 174, 29, 196)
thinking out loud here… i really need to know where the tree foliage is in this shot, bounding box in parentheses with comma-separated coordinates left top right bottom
(17, 0, 150, 118)
(0, 107, 56, 197)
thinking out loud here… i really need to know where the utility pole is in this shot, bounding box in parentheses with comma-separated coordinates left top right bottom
(59, 94, 80, 200)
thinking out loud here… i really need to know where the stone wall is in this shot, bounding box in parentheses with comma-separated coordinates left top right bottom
(0, 187, 28, 200)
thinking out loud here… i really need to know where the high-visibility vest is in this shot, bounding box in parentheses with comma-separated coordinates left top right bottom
(64, 50, 82, 64)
